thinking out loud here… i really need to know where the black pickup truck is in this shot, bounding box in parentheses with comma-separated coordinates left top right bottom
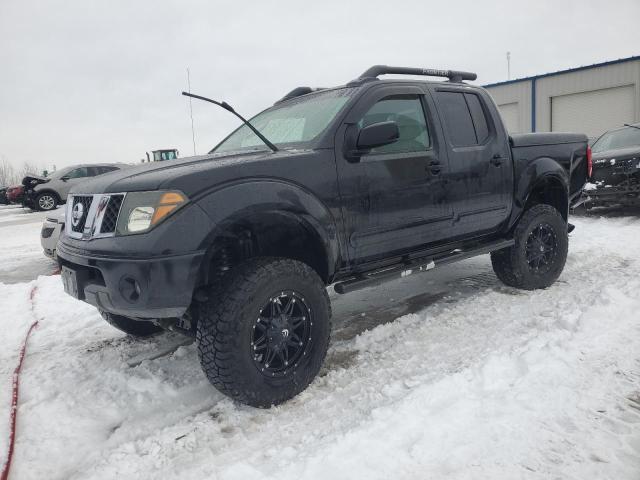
(57, 66, 589, 407)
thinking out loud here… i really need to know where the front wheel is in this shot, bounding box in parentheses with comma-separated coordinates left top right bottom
(491, 204, 568, 290)
(196, 257, 331, 408)
(35, 192, 58, 211)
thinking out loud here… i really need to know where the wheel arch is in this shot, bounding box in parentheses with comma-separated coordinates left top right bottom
(509, 158, 570, 230)
(195, 180, 341, 286)
(35, 189, 62, 202)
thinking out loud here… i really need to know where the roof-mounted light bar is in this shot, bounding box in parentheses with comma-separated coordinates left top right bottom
(357, 65, 477, 83)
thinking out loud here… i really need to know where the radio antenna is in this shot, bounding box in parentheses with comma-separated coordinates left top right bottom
(187, 68, 197, 155)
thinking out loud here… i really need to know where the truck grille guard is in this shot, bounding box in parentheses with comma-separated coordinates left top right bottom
(65, 193, 125, 240)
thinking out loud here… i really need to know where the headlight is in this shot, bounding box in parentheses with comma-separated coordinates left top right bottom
(116, 190, 188, 235)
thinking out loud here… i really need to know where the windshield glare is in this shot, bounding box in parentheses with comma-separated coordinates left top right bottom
(213, 88, 355, 154)
(592, 125, 640, 153)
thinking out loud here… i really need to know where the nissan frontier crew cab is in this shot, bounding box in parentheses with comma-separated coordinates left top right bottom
(57, 65, 590, 407)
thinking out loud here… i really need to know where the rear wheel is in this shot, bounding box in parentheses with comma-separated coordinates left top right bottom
(196, 257, 331, 408)
(100, 311, 164, 337)
(491, 204, 568, 290)
(35, 192, 58, 211)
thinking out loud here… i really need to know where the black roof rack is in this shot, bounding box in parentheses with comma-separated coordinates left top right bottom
(355, 65, 477, 83)
(275, 86, 326, 104)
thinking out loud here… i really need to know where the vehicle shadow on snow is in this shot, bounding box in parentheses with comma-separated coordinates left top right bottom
(82, 260, 512, 404)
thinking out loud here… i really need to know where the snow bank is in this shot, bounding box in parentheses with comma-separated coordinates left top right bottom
(1, 215, 640, 479)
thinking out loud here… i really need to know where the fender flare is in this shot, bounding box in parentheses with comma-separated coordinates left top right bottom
(509, 157, 570, 228)
(33, 189, 61, 202)
(194, 178, 341, 280)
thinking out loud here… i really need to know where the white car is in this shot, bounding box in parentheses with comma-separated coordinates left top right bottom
(41, 210, 66, 258)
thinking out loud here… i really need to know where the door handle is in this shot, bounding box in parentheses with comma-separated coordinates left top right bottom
(426, 159, 441, 175)
(490, 154, 505, 166)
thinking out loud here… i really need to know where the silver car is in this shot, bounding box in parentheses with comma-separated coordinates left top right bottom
(28, 163, 127, 211)
(41, 210, 66, 258)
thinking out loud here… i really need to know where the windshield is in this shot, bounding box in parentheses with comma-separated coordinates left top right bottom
(212, 88, 356, 154)
(592, 125, 640, 153)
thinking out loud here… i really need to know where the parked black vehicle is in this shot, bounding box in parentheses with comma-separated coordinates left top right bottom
(582, 123, 640, 208)
(0, 186, 8, 205)
(57, 66, 589, 407)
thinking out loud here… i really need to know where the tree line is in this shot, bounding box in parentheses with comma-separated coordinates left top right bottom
(0, 157, 44, 187)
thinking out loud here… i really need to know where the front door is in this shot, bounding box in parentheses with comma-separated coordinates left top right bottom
(335, 85, 453, 265)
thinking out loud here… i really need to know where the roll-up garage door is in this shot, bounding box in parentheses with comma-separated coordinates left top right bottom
(551, 85, 635, 139)
(497, 102, 521, 133)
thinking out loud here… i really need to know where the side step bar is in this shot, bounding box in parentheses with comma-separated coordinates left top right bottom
(333, 238, 514, 294)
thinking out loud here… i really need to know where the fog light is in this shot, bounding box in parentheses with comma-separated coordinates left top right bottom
(119, 276, 141, 303)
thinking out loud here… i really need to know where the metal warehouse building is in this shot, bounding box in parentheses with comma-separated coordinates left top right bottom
(484, 55, 640, 139)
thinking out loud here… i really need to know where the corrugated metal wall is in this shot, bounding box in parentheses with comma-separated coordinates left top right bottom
(484, 57, 640, 137)
(484, 81, 531, 133)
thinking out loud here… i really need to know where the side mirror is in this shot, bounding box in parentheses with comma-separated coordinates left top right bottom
(60, 176, 69, 182)
(357, 121, 399, 150)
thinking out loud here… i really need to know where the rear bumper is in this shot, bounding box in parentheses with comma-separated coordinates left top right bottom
(57, 240, 205, 318)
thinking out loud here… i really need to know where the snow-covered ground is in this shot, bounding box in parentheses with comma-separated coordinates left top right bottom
(1, 205, 639, 479)
(0, 206, 58, 284)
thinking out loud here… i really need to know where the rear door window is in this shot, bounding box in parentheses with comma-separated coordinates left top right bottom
(436, 91, 491, 146)
(465, 93, 490, 144)
(436, 92, 477, 146)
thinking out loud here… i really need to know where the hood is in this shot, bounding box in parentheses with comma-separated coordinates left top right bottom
(592, 145, 640, 163)
(591, 145, 640, 185)
(69, 149, 312, 196)
(22, 174, 49, 187)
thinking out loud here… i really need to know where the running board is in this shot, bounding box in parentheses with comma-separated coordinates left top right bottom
(333, 238, 514, 294)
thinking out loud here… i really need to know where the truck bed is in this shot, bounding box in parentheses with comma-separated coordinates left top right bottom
(510, 132, 589, 203)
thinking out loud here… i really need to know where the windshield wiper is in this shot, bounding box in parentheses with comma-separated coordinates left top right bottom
(182, 92, 278, 153)
(624, 123, 640, 131)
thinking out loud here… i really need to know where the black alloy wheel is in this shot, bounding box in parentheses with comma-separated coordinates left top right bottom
(525, 223, 558, 273)
(252, 291, 312, 376)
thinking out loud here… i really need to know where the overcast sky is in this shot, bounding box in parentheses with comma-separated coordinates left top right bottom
(1, 0, 639, 172)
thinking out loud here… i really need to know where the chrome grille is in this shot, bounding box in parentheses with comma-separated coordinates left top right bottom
(65, 193, 126, 240)
(70, 196, 94, 233)
(100, 195, 123, 234)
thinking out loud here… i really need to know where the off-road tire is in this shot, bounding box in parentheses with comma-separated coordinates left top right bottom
(100, 311, 164, 337)
(35, 192, 58, 211)
(491, 204, 568, 290)
(196, 257, 331, 408)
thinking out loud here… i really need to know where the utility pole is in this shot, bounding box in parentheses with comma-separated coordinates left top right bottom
(187, 68, 197, 156)
(506, 51, 511, 80)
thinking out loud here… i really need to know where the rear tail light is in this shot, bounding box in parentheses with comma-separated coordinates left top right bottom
(586, 145, 593, 178)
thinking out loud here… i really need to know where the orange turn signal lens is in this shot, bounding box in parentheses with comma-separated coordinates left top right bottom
(159, 192, 186, 205)
(151, 191, 187, 225)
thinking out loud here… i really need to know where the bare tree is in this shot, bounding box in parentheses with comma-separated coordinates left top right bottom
(20, 161, 40, 178)
(0, 157, 19, 186)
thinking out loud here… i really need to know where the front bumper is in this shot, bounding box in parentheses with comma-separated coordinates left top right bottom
(581, 184, 640, 208)
(41, 218, 63, 258)
(57, 240, 205, 319)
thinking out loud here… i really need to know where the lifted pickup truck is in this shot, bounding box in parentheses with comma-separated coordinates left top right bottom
(57, 66, 589, 407)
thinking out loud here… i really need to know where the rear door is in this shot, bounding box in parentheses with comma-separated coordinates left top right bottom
(432, 87, 512, 237)
(335, 84, 453, 264)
